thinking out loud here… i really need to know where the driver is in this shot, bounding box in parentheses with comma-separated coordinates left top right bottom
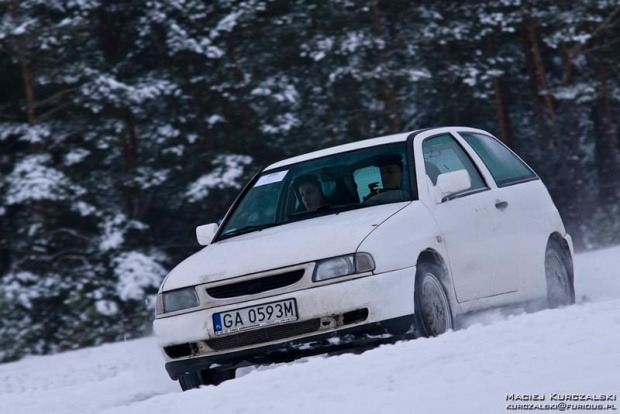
(294, 174, 325, 211)
(377, 154, 403, 190)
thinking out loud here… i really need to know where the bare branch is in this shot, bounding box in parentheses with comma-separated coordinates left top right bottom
(581, 37, 620, 55)
(35, 101, 73, 121)
(32, 87, 81, 109)
(48, 228, 92, 242)
(561, 6, 620, 86)
(569, 6, 620, 59)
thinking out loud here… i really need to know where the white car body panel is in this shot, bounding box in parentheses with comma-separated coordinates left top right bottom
(425, 190, 521, 302)
(499, 180, 566, 300)
(161, 203, 408, 291)
(357, 202, 446, 274)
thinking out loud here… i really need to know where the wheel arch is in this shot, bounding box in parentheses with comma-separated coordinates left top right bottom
(416, 248, 450, 284)
(415, 248, 459, 313)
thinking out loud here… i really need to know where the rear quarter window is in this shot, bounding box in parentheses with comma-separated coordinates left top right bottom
(460, 133, 537, 187)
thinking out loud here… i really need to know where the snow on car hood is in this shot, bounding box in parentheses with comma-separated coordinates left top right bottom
(162, 202, 409, 291)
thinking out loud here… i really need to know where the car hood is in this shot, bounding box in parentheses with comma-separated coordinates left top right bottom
(162, 202, 409, 291)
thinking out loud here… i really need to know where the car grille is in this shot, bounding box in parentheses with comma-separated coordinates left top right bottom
(206, 319, 321, 350)
(206, 269, 305, 299)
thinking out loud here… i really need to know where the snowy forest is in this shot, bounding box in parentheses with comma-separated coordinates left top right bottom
(0, 0, 619, 362)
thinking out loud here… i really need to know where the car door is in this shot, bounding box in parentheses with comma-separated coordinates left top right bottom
(456, 130, 549, 300)
(416, 131, 520, 303)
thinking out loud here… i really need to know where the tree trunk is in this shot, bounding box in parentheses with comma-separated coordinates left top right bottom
(220, 74, 234, 146)
(195, 95, 213, 154)
(520, 19, 549, 149)
(9, 2, 36, 125)
(437, 44, 461, 125)
(0, 220, 9, 277)
(523, 15, 562, 151)
(559, 101, 588, 248)
(559, 42, 574, 87)
(122, 111, 145, 219)
(521, 15, 571, 227)
(557, 44, 589, 249)
(227, 30, 250, 151)
(370, 0, 401, 133)
(97, 1, 120, 63)
(310, 10, 336, 145)
(593, 44, 619, 205)
(485, 35, 514, 148)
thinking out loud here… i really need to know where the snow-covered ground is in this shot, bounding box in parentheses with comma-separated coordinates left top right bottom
(2, 246, 619, 414)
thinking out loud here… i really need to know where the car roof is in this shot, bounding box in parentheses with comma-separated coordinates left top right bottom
(264, 130, 423, 171)
(264, 126, 495, 171)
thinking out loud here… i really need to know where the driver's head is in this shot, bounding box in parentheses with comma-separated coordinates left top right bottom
(295, 174, 324, 211)
(376, 155, 403, 190)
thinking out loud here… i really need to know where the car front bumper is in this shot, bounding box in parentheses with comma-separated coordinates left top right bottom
(164, 315, 414, 380)
(154, 266, 417, 379)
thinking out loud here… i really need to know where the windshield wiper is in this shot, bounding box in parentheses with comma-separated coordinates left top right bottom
(219, 223, 276, 239)
(315, 203, 365, 213)
(289, 203, 365, 220)
(222, 205, 366, 238)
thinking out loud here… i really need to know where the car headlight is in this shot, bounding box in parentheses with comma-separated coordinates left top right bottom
(313, 252, 375, 282)
(155, 287, 199, 315)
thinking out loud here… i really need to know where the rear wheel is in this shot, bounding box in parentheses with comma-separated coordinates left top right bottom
(545, 240, 575, 308)
(178, 369, 236, 391)
(415, 263, 453, 337)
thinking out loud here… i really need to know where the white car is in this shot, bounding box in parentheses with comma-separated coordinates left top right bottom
(154, 126, 575, 390)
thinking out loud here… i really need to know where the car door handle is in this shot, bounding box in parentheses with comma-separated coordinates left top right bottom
(495, 200, 509, 210)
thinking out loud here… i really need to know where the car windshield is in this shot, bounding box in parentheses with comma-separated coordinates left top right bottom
(218, 143, 413, 240)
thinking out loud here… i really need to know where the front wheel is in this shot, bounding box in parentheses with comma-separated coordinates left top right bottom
(414, 263, 454, 337)
(545, 241, 575, 308)
(178, 369, 236, 391)
(179, 372, 202, 391)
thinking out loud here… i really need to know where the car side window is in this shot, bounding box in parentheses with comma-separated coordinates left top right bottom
(460, 133, 537, 187)
(422, 134, 486, 195)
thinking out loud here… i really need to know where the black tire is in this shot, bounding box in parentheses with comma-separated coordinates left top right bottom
(179, 371, 203, 391)
(414, 262, 454, 337)
(178, 369, 236, 391)
(545, 240, 575, 308)
(209, 369, 236, 385)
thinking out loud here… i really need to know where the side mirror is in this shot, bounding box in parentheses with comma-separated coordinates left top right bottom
(434, 170, 471, 203)
(196, 223, 219, 246)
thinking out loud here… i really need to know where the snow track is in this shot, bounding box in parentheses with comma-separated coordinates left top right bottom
(2, 246, 619, 414)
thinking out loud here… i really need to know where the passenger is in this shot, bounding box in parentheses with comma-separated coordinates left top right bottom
(363, 154, 406, 202)
(295, 174, 325, 211)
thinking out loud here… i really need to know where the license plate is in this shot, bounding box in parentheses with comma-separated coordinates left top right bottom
(212, 298, 298, 336)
